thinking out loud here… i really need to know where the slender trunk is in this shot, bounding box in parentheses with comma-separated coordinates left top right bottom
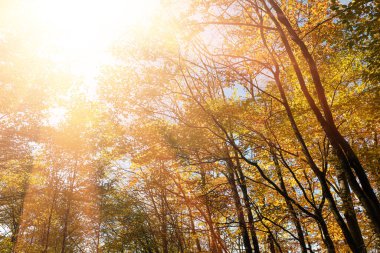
(147, 189, 164, 253)
(334, 154, 366, 252)
(173, 172, 203, 252)
(163, 196, 185, 253)
(234, 151, 261, 253)
(189, 206, 202, 252)
(61, 202, 71, 253)
(200, 170, 218, 253)
(11, 196, 24, 253)
(158, 183, 169, 253)
(258, 210, 283, 253)
(270, 66, 357, 251)
(43, 172, 60, 253)
(225, 157, 253, 253)
(199, 167, 227, 253)
(255, 2, 362, 250)
(267, 235, 276, 253)
(204, 202, 224, 253)
(315, 211, 336, 253)
(271, 148, 308, 253)
(160, 194, 169, 253)
(43, 195, 55, 253)
(304, 229, 314, 253)
(61, 169, 76, 253)
(265, 0, 380, 234)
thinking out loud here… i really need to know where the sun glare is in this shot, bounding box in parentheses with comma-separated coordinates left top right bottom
(0, 0, 159, 125)
(25, 0, 160, 84)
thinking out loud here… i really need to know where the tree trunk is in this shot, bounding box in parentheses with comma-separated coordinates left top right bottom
(255, 3, 363, 250)
(61, 169, 77, 253)
(234, 151, 261, 253)
(316, 211, 336, 253)
(333, 154, 366, 252)
(265, 0, 380, 235)
(271, 148, 308, 253)
(225, 157, 253, 253)
(200, 169, 225, 253)
(267, 235, 276, 253)
(189, 206, 202, 252)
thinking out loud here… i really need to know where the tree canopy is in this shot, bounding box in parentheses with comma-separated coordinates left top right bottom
(0, 0, 379, 252)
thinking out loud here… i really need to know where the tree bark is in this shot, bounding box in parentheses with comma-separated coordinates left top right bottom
(271, 148, 308, 253)
(225, 156, 253, 253)
(265, 0, 380, 235)
(234, 151, 261, 253)
(333, 153, 366, 252)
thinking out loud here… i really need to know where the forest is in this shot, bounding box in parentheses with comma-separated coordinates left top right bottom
(0, 0, 379, 252)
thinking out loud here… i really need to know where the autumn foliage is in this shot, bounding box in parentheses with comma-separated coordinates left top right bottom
(0, 0, 379, 252)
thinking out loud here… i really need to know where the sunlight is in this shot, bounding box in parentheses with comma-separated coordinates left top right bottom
(0, 0, 378, 251)
(8, 3, 161, 249)
(32, 0, 160, 82)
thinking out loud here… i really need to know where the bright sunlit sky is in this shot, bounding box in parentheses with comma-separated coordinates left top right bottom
(0, 0, 161, 125)
(0, 0, 160, 94)
(35, 0, 159, 73)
